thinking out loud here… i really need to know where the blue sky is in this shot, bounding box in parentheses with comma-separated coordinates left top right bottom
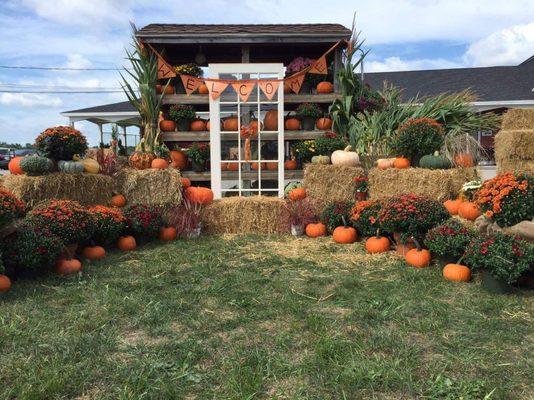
(1, 0, 533, 146)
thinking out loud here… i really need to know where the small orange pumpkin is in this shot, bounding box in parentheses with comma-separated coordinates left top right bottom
(263, 110, 278, 131)
(170, 150, 187, 170)
(458, 201, 480, 221)
(223, 117, 239, 131)
(180, 177, 191, 188)
(0, 275, 12, 293)
(151, 158, 168, 170)
(444, 199, 462, 215)
(393, 157, 410, 169)
(226, 162, 239, 171)
(156, 84, 174, 95)
(266, 162, 278, 171)
(118, 236, 136, 251)
(8, 157, 24, 175)
(405, 238, 431, 268)
(159, 226, 177, 241)
(284, 159, 298, 170)
(198, 84, 209, 95)
(190, 119, 207, 132)
(111, 194, 127, 208)
(454, 153, 474, 167)
(443, 263, 471, 282)
(251, 162, 266, 170)
(316, 81, 334, 94)
(159, 120, 176, 132)
(316, 117, 332, 130)
(289, 187, 306, 201)
(285, 117, 301, 131)
(377, 158, 394, 170)
(332, 217, 357, 244)
(306, 222, 327, 238)
(82, 246, 106, 260)
(365, 231, 391, 254)
(56, 258, 82, 276)
(185, 186, 214, 205)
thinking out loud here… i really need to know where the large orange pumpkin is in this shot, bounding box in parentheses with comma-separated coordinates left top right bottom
(8, 156, 24, 175)
(284, 159, 298, 170)
(151, 158, 168, 170)
(263, 110, 278, 131)
(306, 223, 327, 238)
(185, 186, 214, 205)
(190, 119, 207, 131)
(332, 218, 357, 244)
(393, 157, 410, 169)
(365, 233, 391, 253)
(129, 152, 155, 170)
(405, 239, 431, 268)
(0, 275, 11, 292)
(180, 177, 191, 188)
(316, 81, 334, 94)
(223, 117, 239, 131)
(82, 246, 106, 260)
(443, 263, 471, 282)
(316, 117, 332, 130)
(169, 150, 187, 169)
(454, 153, 474, 167)
(159, 120, 176, 132)
(458, 201, 480, 221)
(289, 187, 306, 201)
(118, 236, 136, 251)
(111, 194, 127, 208)
(56, 258, 82, 276)
(285, 117, 300, 131)
(444, 199, 462, 215)
(159, 226, 177, 241)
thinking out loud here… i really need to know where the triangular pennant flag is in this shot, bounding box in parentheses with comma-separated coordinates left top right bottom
(231, 81, 256, 103)
(258, 80, 280, 100)
(180, 75, 204, 95)
(206, 80, 229, 100)
(308, 56, 328, 74)
(157, 57, 176, 79)
(286, 73, 305, 94)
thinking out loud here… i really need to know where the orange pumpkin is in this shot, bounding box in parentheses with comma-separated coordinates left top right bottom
(458, 201, 480, 221)
(226, 162, 239, 171)
(169, 150, 187, 169)
(316, 81, 334, 94)
(444, 199, 462, 215)
(190, 119, 207, 131)
(159, 226, 177, 241)
(56, 258, 82, 276)
(159, 120, 176, 132)
(251, 162, 266, 170)
(223, 117, 239, 131)
(198, 84, 209, 95)
(185, 186, 214, 205)
(365, 232, 391, 254)
(180, 177, 191, 188)
(0, 275, 11, 293)
(285, 117, 301, 131)
(332, 217, 357, 244)
(316, 117, 332, 130)
(306, 223, 327, 238)
(443, 263, 471, 282)
(249, 120, 262, 133)
(156, 84, 174, 95)
(118, 236, 136, 251)
(8, 157, 24, 175)
(454, 153, 474, 167)
(405, 238, 431, 268)
(393, 157, 410, 169)
(151, 158, 168, 170)
(377, 158, 394, 170)
(82, 246, 106, 260)
(289, 187, 306, 201)
(111, 194, 127, 208)
(263, 110, 278, 131)
(266, 162, 278, 171)
(284, 159, 298, 170)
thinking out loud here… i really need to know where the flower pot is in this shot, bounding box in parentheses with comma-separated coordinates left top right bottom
(191, 160, 206, 172)
(301, 116, 316, 131)
(176, 119, 191, 132)
(291, 224, 305, 237)
(355, 191, 368, 202)
(187, 223, 202, 239)
(392, 233, 415, 256)
(481, 271, 513, 294)
(299, 80, 312, 94)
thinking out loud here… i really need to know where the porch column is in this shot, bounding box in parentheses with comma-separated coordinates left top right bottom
(98, 123, 104, 146)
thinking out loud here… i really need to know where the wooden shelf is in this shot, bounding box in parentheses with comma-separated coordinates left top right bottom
(181, 169, 304, 181)
(162, 93, 340, 105)
(161, 130, 326, 142)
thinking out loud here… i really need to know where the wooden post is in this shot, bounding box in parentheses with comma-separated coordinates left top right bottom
(333, 47, 342, 93)
(98, 123, 104, 145)
(122, 126, 128, 149)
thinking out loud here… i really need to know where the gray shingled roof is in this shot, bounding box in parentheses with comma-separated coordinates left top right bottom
(364, 56, 534, 102)
(62, 101, 136, 114)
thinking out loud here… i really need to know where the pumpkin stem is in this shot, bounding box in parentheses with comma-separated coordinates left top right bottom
(411, 236, 422, 252)
(341, 215, 347, 228)
(375, 228, 380, 239)
(344, 145, 352, 152)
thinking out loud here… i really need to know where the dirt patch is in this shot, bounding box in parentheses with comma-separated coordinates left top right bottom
(119, 329, 167, 349)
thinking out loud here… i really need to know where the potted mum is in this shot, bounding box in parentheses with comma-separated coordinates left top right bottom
(173, 63, 203, 93)
(296, 103, 322, 131)
(314, 132, 346, 157)
(320, 201, 353, 233)
(351, 199, 385, 238)
(353, 176, 369, 201)
(286, 57, 316, 93)
(391, 118, 445, 166)
(186, 143, 210, 172)
(169, 105, 196, 132)
(123, 204, 163, 242)
(35, 126, 88, 162)
(424, 219, 475, 267)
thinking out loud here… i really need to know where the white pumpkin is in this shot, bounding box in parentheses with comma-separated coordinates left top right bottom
(331, 145, 360, 167)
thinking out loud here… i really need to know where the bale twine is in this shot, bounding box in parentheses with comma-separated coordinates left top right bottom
(303, 164, 365, 204)
(494, 129, 534, 174)
(201, 196, 289, 234)
(368, 167, 478, 201)
(2, 173, 114, 208)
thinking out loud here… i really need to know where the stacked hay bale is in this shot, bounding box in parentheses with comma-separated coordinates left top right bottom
(114, 167, 182, 206)
(2, 173, 114, 208)
(303, 164, 365, 204)
(201, 196, 289, 234)
(368, 168, 478, 201)
(494, 109, 534, 174)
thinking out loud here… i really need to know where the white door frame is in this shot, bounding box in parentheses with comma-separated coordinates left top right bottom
(208, 63, 285, 199)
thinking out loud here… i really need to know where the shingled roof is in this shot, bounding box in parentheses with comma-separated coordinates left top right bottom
(62, 101, 136, 115)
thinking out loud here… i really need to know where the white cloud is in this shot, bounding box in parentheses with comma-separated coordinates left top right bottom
(0, 93, 62, 107)
(64, 54, 93, 69)
(464, 23, 534, 66)
(366, 57, 463, 72)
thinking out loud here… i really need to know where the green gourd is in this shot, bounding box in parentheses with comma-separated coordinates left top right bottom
(20, 155, 53, 176)
(284, 181, 302, 198)
(419, 151, 451, 169)
(311, 155, 330, 165)
(58, 160, 84, 173)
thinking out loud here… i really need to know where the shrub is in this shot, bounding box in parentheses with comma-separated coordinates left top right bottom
(391, 118, 444, 162)
(379, 194, 449, 241)
(321, 201, 353, 232)
(424, 219, 475, 260)
(1, 221, 63, 275)
(174, 63, 203, 77)
(88, 206, 127, 247)
(35, 126, 88, 161)
(475, 172, 533, 227)
(123, 204, 163, 238)
(351, 200, 383, 237)
(296, 103, 322, 119)
(20, 155, 53, 176)
(29, 200, 94, 244)
(169, 105, 196, 122)
(464, 233, 534, 284)
(0, 188, 25, 229)
(293, 140, 316, 163)
(314, 132, 346, 156)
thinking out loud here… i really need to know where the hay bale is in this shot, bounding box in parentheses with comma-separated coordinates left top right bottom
(114, 167, 182, 206)
(201, 196, 289, 234)
(2, 173, 114, 208)
(368, 167, 478, 201)
(303, 164, 365, 204)
(494, 129, 534, 174)
(500, 109, 534, 130)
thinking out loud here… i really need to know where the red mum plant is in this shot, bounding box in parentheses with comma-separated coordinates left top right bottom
(0, 187, 25, 229)
(88, 205, 127, 247)
(351, 200, 383, 237)
(424, 219, 475, 260)
(475, 172, 533, 227)
(123, 204, 163, 239)
(320, 201, 354, 233)
(35, 126, 88, 161)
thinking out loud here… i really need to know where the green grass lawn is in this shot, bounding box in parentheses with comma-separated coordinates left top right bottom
(1, 235, 533, 399)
